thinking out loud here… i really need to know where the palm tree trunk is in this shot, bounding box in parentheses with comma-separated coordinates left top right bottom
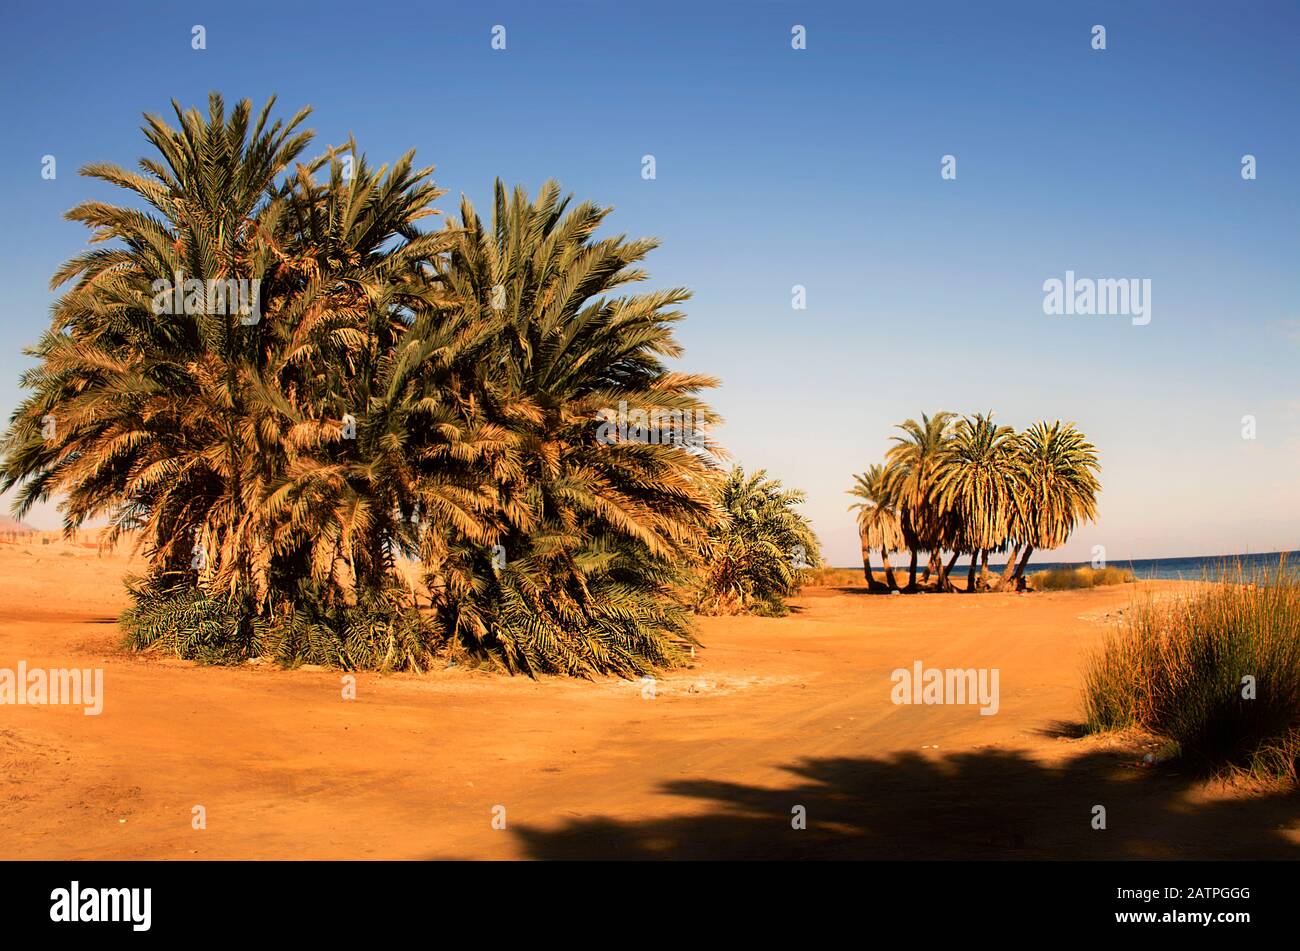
(973, 548, 990, 591)
(1013, 545, 1035, 589)
(939, 550, 960, 592)
(880, 551, 899, 592)
(994, 544, 1021, 591)
(860, 539, 883, 592)
(906, 549, 918, 591)
(923, 549, 941, 584)
(966, 555, 979, 592)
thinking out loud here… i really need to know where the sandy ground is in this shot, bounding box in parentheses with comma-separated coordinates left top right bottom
(1, 537, 1295, 860)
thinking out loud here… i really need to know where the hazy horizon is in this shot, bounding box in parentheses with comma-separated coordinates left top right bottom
(2, 0, 1297, 565)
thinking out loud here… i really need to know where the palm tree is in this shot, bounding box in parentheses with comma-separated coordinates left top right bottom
(885, 411, 955, 590)
(427, 180, 723, 674)
(997, 420, 1101, 589)
(848, 464, 903, 592)
(2, 94, 317, 592)
(699, 467, 821, 614)
(1, 94, 486, 666)
(932, 507, 968, 592)
(933, 413, 1024, 592)
(3, 99, 737, 676)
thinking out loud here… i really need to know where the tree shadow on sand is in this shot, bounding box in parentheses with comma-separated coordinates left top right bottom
(510, 746, 1298, 860)
(828, 584, 971, 596)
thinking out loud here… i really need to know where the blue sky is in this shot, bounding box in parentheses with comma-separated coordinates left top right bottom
(1, 0, 1297, 564)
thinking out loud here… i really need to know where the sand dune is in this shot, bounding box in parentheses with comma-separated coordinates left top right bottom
(0, 541, 1294, 860)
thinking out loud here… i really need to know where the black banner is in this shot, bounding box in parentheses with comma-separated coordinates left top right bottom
(1, 860, 1287, 938)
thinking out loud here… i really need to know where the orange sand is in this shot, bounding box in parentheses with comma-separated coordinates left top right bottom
(1, 537, 1295, 859)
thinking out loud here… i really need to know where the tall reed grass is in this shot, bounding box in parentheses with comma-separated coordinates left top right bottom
(1033, 565, 1136, 590)
(1082, 561, 1300, 778)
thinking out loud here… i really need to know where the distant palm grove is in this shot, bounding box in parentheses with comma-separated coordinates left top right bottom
(849, 412, 1101, 593)
(0, 94, 823, 677)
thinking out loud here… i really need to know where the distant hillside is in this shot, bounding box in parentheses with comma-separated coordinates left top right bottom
(0, 515, 37, 534)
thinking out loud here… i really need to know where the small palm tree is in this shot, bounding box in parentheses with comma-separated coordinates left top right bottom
(934, 413, 1024, 592)
(998, 420, 1101, 589)
(848, 464, 903, 592)
(885, 411, 956, 590)
(698, 467, 821, 615)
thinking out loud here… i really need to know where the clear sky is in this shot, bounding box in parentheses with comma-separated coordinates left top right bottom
(1, 0, 1297, 565)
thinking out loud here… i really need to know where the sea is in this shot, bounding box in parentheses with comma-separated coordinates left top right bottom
(1002, 550, 1300, 581)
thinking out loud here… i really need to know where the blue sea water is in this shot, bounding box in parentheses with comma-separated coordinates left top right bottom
(1007, 550, 1300, 581)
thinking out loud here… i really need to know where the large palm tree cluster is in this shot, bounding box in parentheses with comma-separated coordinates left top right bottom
(0, 94, 722, 676)
(848, 412, 1100, 593)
